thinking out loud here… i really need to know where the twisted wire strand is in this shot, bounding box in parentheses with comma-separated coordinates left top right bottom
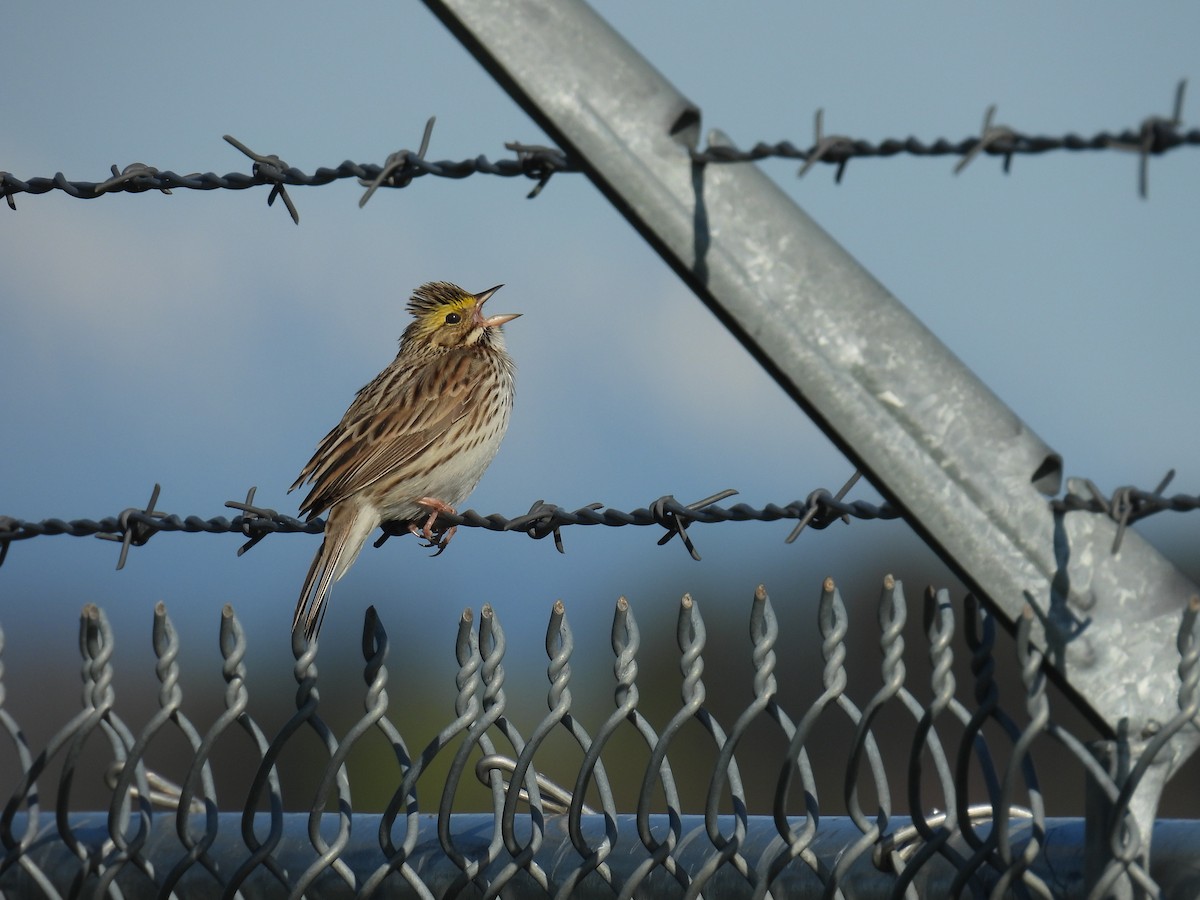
(869, 588, 955, 896)
(8, 472, 1192, 571)
(222, 606, 290, 898)
(949, 596, 1035, 896)
(530, 603, 619, 898)
(101, 603, 217, 897)
(226, 633, 342, 897)
(700, 82, 1194, 198)
(747, 586, 804, 900)
(886, 588, 974, 895)
(488, 604, 582, 898)
(363, 611, 480, 900)
(1082, 597, 1200, 900)
(0, 482, 897, 569)
(61, 607, 151, 895)
(356, 608, 416, 896)
(460, 605, 522, 894)
(555, 597, 640, 900)
(833, 578, 906, 894)
(625, 596, 711, 898)
(766, 577, 847, 891)
(285, 634, 356, 900)
(289, 610, 396, 898)
(438, 605, 522, 898)
(9, 472, 1199, 568)
(0, 124, 577, 222)
(2, 85, 1193, 213)
(696, 586, 780, 899)
(160, 606, 260, 899)
(680, 600, 756, 900)
(420, 612, 489, 895)
(990, 608, 1054, 899)
(0, 614, 60, 898)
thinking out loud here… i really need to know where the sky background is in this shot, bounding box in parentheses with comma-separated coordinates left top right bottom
(3, 2, 1200, 816)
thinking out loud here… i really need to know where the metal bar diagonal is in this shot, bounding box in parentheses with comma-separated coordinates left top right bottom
(421, 0, 1200, 791)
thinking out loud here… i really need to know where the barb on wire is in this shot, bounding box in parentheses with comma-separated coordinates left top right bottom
(785, 469, 863, 543)
(94, 484, 165, 571)
(0, 477, 899, 569)
(796, 109, 855, 182)
(358, 116, 437, 208)
(652, 489, 739, 560)
(1107, 78, 1189, 197)
(1054, 470, 1188, 554)
(953, 105, 1017, 175)
(93, 163, 174, 197)
(222, 135, 301, 224)
(503, 142, 567, 198)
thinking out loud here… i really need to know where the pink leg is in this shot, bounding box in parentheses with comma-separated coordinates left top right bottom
(408, 496, 458, 550)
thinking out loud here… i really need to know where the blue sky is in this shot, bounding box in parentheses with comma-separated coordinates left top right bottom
(3, 2, 1199, 810)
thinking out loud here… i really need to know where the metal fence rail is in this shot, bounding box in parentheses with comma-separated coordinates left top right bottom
(1, 577, 1196, 898)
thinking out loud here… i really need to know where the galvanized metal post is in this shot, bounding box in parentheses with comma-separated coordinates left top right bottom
(421, 0, 1200, 873)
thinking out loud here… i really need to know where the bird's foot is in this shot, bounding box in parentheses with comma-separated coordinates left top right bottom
(410, 497, 458, 555)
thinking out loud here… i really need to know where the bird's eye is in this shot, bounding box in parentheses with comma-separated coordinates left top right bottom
(444, 312, 461, 325)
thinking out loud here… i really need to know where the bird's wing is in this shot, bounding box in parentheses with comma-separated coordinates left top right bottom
(291, 349, 484, 519)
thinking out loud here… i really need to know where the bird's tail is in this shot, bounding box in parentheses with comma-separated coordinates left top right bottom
(293, 503, 380, 641)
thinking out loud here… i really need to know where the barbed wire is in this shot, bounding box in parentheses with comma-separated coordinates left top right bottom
(0, 474, 894, 570)
(1, 82, 1191, 220)
(0, 118, 575, 224)
(1051, 469, 1200, 553)
(705, 80, 1193, 197)
(3, 471, 1197, 571)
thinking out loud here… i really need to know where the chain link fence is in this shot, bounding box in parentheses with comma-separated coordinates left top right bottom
(1, 574, 1197, 897)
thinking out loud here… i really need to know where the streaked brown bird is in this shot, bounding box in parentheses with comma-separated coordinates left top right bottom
(290, 281, 519, 640)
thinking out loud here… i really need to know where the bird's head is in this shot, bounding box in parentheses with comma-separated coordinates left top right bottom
(402, 282, 520, 350)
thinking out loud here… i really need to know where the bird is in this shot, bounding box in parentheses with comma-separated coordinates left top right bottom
(289, 281, 519, 641)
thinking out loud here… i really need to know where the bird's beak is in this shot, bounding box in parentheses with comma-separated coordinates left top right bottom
(473, 284, 521, 328)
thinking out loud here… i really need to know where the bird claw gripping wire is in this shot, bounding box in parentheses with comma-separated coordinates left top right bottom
(416, 521, 455, 557)
(93, 163, 173, 197)
(359, 116, 437, 208)
(96, 483, 164, 570)
(223, 134, 300, 224)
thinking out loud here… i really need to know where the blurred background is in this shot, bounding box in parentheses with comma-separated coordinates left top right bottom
(3, 2, 1199, 817)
